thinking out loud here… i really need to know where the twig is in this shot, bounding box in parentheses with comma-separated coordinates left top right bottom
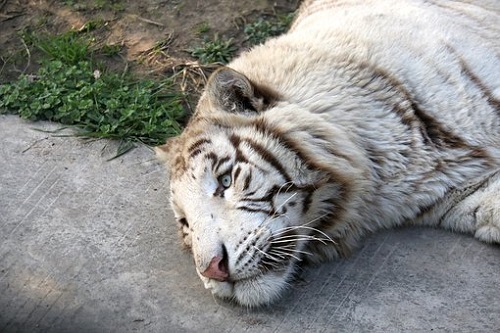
(0, 13, 22, 22)
(22, 136, 49, 153)
(128, 14, 165, 27)
(119, 54, 129, 79)
(20, 36, 31, 75)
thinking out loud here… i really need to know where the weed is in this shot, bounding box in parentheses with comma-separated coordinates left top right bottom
(150, 37, 173, 56)
(100, 44, 123, 57)
(93, 0, 106, 9)
(190, 35, 236, 64)
(244, 13, 295, 45)
(278, 12, 295, 28)
(0, 32, 185, 148)
(26, 30, 90, 65)
(78, 19, 106, 33)
(195, 22, 211, 35)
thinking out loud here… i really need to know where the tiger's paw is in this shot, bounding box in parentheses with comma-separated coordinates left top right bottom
(474, 195, 500, 244)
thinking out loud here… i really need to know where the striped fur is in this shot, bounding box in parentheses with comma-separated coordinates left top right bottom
(156, 0, 500, 307)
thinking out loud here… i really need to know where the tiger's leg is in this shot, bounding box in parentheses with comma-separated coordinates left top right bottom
(414, 170, 500, 243)
(435, 170, 500, 244)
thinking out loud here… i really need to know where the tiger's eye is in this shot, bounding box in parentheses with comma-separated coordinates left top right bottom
(219, 174, 232, 188)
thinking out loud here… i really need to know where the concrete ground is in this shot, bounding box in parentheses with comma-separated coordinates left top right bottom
(0, 114, 499, 333)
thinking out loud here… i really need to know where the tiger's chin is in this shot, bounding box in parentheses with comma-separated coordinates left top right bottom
(200, 266, 296, 307)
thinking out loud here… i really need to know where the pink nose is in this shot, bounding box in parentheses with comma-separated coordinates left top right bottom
(201, 256, 229, 281)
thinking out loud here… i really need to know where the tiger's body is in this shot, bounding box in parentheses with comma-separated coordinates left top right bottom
(156, 0, 500, 307)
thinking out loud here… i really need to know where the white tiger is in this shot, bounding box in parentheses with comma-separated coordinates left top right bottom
(156, 0, 500, 307)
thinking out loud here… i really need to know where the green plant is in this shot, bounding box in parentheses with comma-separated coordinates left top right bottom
(78, 19, 106, 33)
(28, 31, 90, 65)
(195, 22, 210, 35)
(93, 0, 106, 9)
(0, 32, 185, 150)
(244, 13, 295, 45)
(190, 35, 236, 64)
(100, 44, 122, 57)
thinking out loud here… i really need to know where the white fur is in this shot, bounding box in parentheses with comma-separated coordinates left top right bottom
(157, 0, 500, 307)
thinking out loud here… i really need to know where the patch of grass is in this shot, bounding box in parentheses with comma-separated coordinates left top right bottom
(149, 37, 173, 57)
(78, 19, 107, 34)
(137, 35, 174, 66)
(195, 22, 211, 35)
(190, 35, 236, 64)
(0, 31, 185, 148)
(28, 31, 90, 64)
(244, 13, 295, 45)
(100, 43, 123, 57)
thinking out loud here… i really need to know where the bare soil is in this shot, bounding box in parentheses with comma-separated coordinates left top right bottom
(0, 0, 299, 101)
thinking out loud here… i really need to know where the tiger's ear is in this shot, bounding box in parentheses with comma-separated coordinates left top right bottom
(155, 136, 184, 173)
(205, 67, 279, 114)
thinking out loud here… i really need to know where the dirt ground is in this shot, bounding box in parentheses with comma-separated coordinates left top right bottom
(0, 0, 299, 97)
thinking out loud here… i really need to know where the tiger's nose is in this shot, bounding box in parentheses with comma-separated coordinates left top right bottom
(201, 251, 229, 281)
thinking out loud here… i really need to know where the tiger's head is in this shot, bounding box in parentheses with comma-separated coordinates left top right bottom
(156, 67, 366, 307)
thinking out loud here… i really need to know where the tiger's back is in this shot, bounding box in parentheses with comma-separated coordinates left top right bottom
(232, 0, 500, 147)
(156, 0, 500, 307)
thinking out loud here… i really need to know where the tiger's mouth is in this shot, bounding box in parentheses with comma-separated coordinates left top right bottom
(196, 222, 341, 306)
(201, 261, 298, 307)
(200, 229, 300, 282)
(198, 235, 305, 307)
(193, 222, 338, 307)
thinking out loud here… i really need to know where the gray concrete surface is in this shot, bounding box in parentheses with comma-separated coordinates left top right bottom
(0, 114, 499, 333)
